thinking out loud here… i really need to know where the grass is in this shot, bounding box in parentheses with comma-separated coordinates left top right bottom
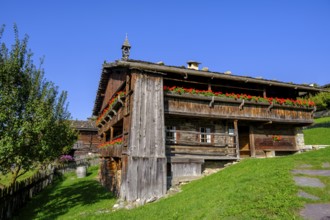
(12, 117, 330, 219)
(304, 116, 330, 145)
(14, 166, 116, 220)
(15, 147, 330, 220)
(0, 169, 37, 187)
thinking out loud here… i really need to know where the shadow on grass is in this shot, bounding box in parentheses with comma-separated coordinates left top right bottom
(14, 173, 114, 220)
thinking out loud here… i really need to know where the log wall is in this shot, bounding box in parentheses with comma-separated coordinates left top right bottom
(120, 73, 167, 202)
(101, 70, 126, 111)
(165, 117, 237, 160)
(252, 125, 298, 156)
(73, 131, 100, 158)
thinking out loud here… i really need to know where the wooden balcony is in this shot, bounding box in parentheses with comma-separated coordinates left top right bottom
(164, 93, 314, 124)
(166, 129, 238, 160)
(96, 93, 125, 128)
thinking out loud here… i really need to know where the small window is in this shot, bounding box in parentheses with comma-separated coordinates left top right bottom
(105, 129, 111, 141)
(200, 127, 211, 143)
(166, 126, 176, 144)
(228, 124, 235, 135)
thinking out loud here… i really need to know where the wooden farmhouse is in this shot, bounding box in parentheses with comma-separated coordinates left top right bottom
(93, 37, 322, 202)
(70, 120, 100, 159)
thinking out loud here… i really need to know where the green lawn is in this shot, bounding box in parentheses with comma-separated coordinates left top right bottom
(304, 116, 330, 145)
(0, 169, 37, 187)
(15, 147, 330, 220)
(14, 166, 116, 220)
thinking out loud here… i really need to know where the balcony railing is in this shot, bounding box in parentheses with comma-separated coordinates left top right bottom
(164, 93, 314, 124)
(165, 129, 238, 159)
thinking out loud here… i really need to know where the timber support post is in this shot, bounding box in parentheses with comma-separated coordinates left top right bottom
(239, 99, 245, 110)
(118, 94, 124, 105)
(234, 120, 240, 159)
(249, 126, 256, 157)
(110, 127, 114, 141)
(111, 109, 117, 115)
(209, 96, 215, 108)
(267, 102, 274, 112)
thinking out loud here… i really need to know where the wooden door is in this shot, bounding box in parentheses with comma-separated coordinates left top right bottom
(239, 126, 250, 157)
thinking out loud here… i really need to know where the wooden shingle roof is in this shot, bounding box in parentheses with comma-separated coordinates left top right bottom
(70, 120, 97, 131)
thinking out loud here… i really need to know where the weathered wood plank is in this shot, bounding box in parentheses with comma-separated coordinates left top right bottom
(249, 126, 256, 157)
(123, 74, 166, 202)
(234, 120, 240, 159)
(170, 155, 237, 160)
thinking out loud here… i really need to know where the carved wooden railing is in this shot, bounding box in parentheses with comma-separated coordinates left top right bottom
(164, 93, 315, 124)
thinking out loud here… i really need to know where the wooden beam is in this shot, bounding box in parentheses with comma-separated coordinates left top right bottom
(249, 126, 256, 157)
(163, 77, 264, 92)
(118, 94, 124, 105)
(239, 99, 245, 110)
(209, 96, 215, 108)
(234, 120, 240, 159)
(111, 109, 117, 115)
(208, 83, 212, 91)
(165, 111, 314, 125)
(184, 72, 188, 79)
(110, 127, 114, 141)
(267, 102, 274, 112)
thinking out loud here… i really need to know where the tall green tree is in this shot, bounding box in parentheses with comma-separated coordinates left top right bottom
(0, 25, 77, 185)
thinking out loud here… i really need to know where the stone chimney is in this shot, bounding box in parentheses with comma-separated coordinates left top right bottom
(187, 61, 200, 70)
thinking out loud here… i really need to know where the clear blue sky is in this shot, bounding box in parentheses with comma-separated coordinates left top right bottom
(1, 0, 329, 120)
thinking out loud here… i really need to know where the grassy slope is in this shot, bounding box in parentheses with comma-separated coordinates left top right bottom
(304, 116, 330, 145)
(105, 149, 330, 220)
(15, 166, 116, 220)
(0, 170, 37, 187)
(16, 147, 330, 220)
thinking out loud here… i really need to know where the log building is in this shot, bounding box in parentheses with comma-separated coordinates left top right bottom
(70, 120, 100, 159)
(93, 37, 322, 202)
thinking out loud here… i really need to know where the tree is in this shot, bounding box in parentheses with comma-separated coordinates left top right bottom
(0, 24, 77, 185)
(309, 91, 330, 111)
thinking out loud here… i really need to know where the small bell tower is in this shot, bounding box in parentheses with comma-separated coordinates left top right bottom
(121, 34, 131, 60)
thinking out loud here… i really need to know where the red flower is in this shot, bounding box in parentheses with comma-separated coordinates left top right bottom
(96, 91, 126, 124)
(272, 135, 282, 141)
(98, 137, 123, 148)
(162, 86, 315, 108)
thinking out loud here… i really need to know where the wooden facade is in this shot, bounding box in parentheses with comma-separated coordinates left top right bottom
(93, 58, 322, 202)
(70, 120, 100, 159)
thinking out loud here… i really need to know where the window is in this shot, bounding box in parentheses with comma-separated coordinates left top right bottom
(105, 129, 111, 141)
(228, 125, 235, 135)
(166, 126, 176, 144)
(200, 127, 211, 143)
